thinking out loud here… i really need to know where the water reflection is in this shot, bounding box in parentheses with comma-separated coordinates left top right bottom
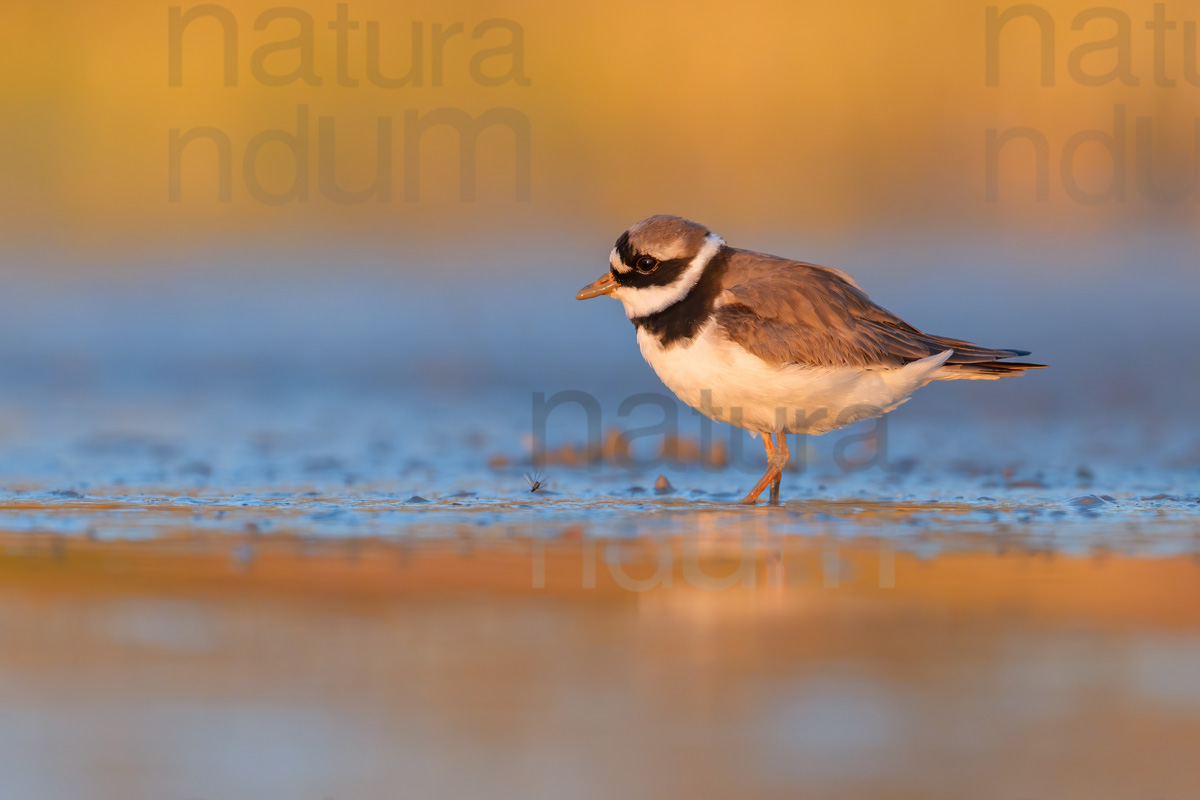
(1, 532, 1197, 799)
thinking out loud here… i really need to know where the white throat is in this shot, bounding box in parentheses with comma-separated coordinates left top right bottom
(612, 234, 725, 319)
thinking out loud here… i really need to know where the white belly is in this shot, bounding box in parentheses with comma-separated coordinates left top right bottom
(636, 322, 951, 435)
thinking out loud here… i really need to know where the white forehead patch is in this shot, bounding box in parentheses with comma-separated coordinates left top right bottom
(610, 247, 631, 274)
(613, 233, 725, 319)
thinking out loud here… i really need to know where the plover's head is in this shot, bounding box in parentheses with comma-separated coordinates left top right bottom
(575, 215, 726, 318)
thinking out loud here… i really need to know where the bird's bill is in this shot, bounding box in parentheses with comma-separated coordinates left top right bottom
(575, 273, 619, 300)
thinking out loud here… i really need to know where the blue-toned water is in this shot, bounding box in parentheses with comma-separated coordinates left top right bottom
(1, 233, 1197, 552)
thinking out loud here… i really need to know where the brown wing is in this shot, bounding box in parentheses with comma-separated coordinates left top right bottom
(714, 249, 1034, 369)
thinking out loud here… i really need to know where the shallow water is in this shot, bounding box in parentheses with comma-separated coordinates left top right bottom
(2, 533, 1199, 799)
(0, 254, 1198, 797)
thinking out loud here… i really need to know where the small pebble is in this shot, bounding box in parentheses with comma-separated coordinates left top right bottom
(1070, 495, 1107, 507)
(654, 475, 674, 494)
(406, 495, 429, 504)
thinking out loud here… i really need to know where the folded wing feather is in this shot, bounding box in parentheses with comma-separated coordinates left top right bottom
(714, 250, 1040, 372)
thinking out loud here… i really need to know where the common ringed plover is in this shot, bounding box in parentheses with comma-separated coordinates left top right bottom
(576, 215, 1045, 505)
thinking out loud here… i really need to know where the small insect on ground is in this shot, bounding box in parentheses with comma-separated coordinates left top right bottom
(523, 472, 549, 493)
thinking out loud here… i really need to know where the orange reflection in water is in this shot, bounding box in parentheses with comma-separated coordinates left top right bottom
(1, 533, 1198, 799)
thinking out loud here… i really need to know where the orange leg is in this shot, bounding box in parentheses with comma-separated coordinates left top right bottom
(769, 433, 789, 505)
(739, 432, 789, 505)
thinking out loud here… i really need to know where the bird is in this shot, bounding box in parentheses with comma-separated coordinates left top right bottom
(575, 215, 1045, 505)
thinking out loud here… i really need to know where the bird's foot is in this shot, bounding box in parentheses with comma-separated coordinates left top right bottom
(740, 454, 790, 505)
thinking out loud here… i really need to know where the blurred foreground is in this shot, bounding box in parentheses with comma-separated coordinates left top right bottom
(2, 530, 1198, 799)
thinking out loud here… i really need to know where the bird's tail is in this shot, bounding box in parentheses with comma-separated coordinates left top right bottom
(934, 358, 1047, 381)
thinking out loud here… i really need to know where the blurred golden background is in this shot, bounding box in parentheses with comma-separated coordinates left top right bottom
(4, 0, 1199, 262)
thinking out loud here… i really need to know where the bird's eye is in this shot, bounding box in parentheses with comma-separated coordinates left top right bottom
(635, 256, 658, 273)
